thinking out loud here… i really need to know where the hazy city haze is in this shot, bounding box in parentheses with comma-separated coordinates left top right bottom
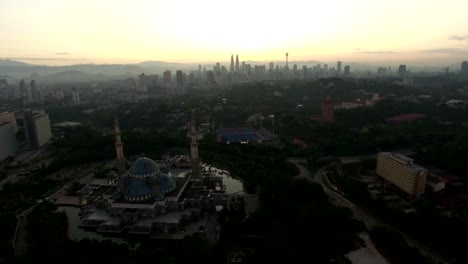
(1, 0, 468, 65)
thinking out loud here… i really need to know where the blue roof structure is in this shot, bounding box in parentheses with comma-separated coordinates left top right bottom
(216, 127, 274, 143)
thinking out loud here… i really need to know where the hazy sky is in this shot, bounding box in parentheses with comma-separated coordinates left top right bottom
(1, 0, 468, 65)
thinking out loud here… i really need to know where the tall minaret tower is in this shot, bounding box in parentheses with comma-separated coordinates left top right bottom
(114, 116, 125, 173)
(189, 110, 200, 179)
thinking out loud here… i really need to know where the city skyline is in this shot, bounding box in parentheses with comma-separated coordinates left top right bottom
(1, 0, 468, 66)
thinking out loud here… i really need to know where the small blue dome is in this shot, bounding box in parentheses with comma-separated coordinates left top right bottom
(125, 180, 153, 198)
(128, 157, 160, 178)
(159, 174, 176, 194)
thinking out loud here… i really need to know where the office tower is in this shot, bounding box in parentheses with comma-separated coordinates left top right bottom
(0, 111, 18, 133)
(321, 96, 334, 122)
(71, 87, 80, 102)
(323, 64, 328, 73)
(176, 70, 184, 92)
(230, 55, 234, 73)
(23, 110, 53, 149)
(0, 80, 7, 100)
(138, 73, 147, 92)
(344, 65, 350, 76)
(337, 61, 342, 76)
(30, 79, 42, 101)
(19, 79, 31, 100)
(206, 70, 216, 85)
(163, 70, 172, 86)
(235, 54, 239, 72)
(461, 61, 468, 75)
(376, 152, 427, 197)
(54, 88, 64, 100)
(31, 72, 39, 80)
(0, 122, 17, 161)
(302, 66, 307, 79)
(398, 65, 407, 77)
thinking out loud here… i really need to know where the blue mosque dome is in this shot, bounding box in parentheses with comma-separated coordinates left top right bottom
(128, 157, 161, 178)
(118, 157, 176, 202)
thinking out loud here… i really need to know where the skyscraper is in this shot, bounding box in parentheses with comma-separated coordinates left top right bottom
(230, 55, 234, 73)
(235, 54, 240, 73)
(0, 122, 17, 161)
(176, 70, 184, 93)
(30, 79, 42, 101)
(461, 61, 468, 75)
(24, 110, 53, 149)
(163, 70, 172, 86)
(398, 65, 407, 78)
(138, 73, 147, 92)
(71, 87, 80, 102)
(321, 96, 334, 122)
(337, 61, 342, 76)
(344, 65, 350, 76)
(19, 79, 31, 100)
(0, 111, 18, 133)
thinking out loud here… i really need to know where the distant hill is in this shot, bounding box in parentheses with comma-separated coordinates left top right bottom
(0, 59, 33, 67)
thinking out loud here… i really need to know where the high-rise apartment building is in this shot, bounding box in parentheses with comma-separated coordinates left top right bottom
(398, 65, 407, 78)
(30, 79, 42, 101)
(376, 152, 427, 197)
(163, 70, 172, 86)
(461, 61, 468, 75)
(337, 61, 342, 76)
(0, 122, 17, 161)
(24, 110, 53, 149)
(71, 87, 80, 102)
(0, 111, 17, 133)
(321, 96, 334, 122)
(344, 65, 350, 76)
(176, 70, 184, 93)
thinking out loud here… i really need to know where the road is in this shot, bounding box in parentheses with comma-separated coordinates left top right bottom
(310, 165, 453, 264)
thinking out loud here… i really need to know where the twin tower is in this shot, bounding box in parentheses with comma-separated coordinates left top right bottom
(230, 54, 240, 73)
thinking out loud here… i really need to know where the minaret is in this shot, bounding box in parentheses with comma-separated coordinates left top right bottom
(189, 110, 200, 179)
(235, 54, 240, 72)
(230, 54, 234, 73)
(114, 116, 125, 173)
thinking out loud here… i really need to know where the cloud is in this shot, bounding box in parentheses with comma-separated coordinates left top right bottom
(421, 48, 468, 54)
(354, 48, 396, 54)
(448, 34, 468, 41)
(55, 52, 70, 55)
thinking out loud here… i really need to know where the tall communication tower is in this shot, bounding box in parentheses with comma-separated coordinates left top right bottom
(286, 52, 289, 67)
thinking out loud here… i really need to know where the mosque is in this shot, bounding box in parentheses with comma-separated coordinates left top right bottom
(79, 112, 227, 237)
